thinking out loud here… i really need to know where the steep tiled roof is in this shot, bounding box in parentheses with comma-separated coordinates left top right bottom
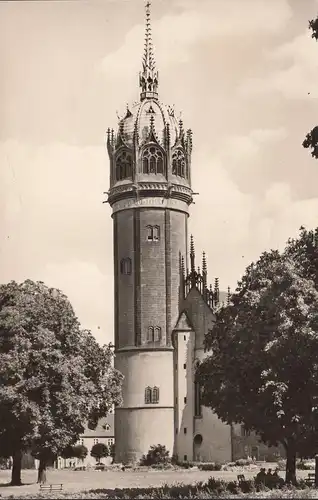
(81, 413, 114, 438)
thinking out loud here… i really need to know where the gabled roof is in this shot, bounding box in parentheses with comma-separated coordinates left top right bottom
(173, 310, 194, 332)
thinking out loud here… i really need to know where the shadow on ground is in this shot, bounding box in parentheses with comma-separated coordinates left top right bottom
(0, 483, 34, 488)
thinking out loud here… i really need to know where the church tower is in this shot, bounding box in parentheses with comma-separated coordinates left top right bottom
(106, 1, 193, 464)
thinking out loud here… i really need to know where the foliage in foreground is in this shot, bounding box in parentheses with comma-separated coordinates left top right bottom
(196, 227, 318, 485)
(2, 477, 318, 499)
(0, 280, 123, 486)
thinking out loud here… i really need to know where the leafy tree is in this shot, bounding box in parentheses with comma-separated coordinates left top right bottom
(140, 444, 170, 466)
(60, 444, 88, 461)
(0, 280, 123, 485)
(72, 445, 88, 462)
(90, 443, 109, 463)
(196, 245, 318, 485)
(303, 16, 318, 158)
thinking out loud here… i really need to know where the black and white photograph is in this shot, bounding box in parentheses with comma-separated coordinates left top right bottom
(1, 0, 318, 497)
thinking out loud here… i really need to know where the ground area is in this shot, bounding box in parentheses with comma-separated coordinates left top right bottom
(0, 467, 313, 498)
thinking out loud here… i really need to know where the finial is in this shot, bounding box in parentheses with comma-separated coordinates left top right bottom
(179, 119, 184, 137)
(190, 234, 195, 274)
(187, 129, 193, 153)
(181, 255, 185, 278)
(214, 277, 219, 305)
(202, 251, 207, 288)
(139, 1, 159, 101)
(197, 266, 200, 275)
(227, 286, 231, 305)
(150, 114, 155, 132)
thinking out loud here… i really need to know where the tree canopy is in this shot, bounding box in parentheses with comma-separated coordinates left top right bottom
(303, 16, 318, 158)
(0, 280, 123, 485)
(90, 443, 109, 462)
(196, 229, 318, 484)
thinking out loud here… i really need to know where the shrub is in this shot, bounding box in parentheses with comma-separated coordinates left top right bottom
(297, 460, 314, 470)
(139, 444, 170, 466)
(90, 443, 109, 462)
(205, 477, 228, 495)
(235, 458, 253, 466)
(239, 479, 256, 493)
(227, 480, 240, 494)
(277, 459, 286, 471)
(199, 462, 222, 471)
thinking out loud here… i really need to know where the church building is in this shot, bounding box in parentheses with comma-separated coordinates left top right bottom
(105, 1, 282, 465)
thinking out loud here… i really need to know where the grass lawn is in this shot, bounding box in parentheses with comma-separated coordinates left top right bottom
(0, 467, 314, 499)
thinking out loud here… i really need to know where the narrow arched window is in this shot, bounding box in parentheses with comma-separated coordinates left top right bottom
(172, 149, 186, 178)
(142, 146, 164, 175)
(147, 326, 154, 342)
(153, 226, 160, 241)
(154, 327, 161, 343)
(145, 386, 152, 404)
(120, 258, 132, 275)
(146, 225, 160, 242)
(115, 150, 133, 181)
(152, 387, 160, 404)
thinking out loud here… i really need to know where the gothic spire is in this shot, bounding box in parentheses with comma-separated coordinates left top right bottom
(202, 251, 207, 289)
(190, 234, 195, 275)
(139, 1, 159, 101)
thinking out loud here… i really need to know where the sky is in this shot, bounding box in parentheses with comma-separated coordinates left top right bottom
(1, 0, 318, 345)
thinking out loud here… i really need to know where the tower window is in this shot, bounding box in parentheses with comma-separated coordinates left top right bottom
(172, 148, 186, 178)
(152, 386, 159, 404)
(147, 326, 162, 343)
(146, 225, 160, 242)
(144, 386, 160, 404)
(154, 327, 161, 342)
(145, 386, 152, 404)
(147, 326, 154, 342)
(194, 382, 202, 417)
(115, 150, 133, 181)
(142, 146, 164, 175)
(184, 428, 187, 435)
(120, 257, 132, 275)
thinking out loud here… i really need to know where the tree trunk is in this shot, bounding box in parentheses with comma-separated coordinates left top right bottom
(285, 442, 297, 485)
(37, 458, 47, 484)
(10, 450, 22, 486)
(315, 455, 318, 487)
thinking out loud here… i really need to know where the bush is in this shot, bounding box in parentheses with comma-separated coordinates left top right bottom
(139, 444, 170, 466)
(277, 459, 286, 471)
(199, 462, 222, 471)
(297, 460, 314, 470)
(205, 477, 228, 495)
(227, 480, 240, 494)
(239, 479, 256, 493)
(235, 458, 253, 466)
(90, 443, 109, 462)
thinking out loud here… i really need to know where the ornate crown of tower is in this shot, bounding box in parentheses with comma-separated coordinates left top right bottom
(106, 1, 193, 210)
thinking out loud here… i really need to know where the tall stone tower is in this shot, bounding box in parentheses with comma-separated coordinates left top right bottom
(106, 1, 193, 464)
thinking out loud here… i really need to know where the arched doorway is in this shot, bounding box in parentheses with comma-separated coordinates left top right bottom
(193, 434, 203, 462)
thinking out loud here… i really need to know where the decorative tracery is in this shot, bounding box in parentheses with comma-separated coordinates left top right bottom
(172, 148, 186, 178)
(115, 150, 133, 181)
(142, 146, 164, 174)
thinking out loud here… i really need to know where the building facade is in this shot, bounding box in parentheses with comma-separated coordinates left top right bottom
(106, 1, 281, 465)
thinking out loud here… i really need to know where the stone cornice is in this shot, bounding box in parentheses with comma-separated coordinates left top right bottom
(107, 182, 193, 209)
